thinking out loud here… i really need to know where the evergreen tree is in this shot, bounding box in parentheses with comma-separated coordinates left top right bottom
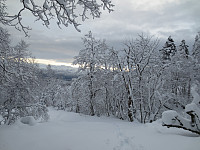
(192, 32, 200, 63)
(179, 40, 189, 58)
(160, 36, 176, 60)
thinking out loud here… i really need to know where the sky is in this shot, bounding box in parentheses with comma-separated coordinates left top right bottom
(4, 0, 200, 67)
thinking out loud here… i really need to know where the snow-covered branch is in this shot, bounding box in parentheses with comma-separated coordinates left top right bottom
(2, 0, 114, 36)
(162, 84, 200, 135)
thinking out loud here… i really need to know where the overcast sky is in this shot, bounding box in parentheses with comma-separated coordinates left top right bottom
(5, 0, 200, 66)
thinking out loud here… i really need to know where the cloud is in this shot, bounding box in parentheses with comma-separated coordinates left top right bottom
(4, 0, 200, 65)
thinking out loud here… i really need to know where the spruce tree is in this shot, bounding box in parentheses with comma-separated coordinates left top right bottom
(160, 36, 176, 60)
(179, 40, 189, 58)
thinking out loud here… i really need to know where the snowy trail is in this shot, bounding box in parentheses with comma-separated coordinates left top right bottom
(0, 108, 199, 150)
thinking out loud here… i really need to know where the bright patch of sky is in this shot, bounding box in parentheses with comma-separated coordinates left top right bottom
(35, 59, 79, 68)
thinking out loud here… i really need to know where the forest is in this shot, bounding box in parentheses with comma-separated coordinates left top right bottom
(0, 0, 200, 150)
(1, 27, 200, 134)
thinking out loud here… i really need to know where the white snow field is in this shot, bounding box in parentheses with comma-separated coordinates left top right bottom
(0, 108, 199, 150)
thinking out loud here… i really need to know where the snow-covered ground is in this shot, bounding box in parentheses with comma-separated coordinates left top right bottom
(0, 108, 199, 150)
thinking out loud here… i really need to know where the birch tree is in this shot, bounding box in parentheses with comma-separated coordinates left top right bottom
(73, 31, 109, 116)
(123, 34, 160, 123)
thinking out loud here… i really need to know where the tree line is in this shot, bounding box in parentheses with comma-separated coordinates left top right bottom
(71, 31, 200, 124)
(0, 0, 114, 125)
(1, 28, 200, 127)
(0, 27, 72, 124)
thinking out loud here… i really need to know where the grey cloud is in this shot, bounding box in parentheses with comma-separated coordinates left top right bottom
(5, 0, 200, 64)
(29, 37, 82, 59)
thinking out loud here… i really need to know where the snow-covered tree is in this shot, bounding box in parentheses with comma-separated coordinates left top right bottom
(160, 36, 176, 60)
(161, 34, 200, 134)
(35, 65, 72, 110)
(122, 34, 162, 123)
(0, 28, 48, 124)
(70, 32, 199, 124)
(0, 0, 7, 25)
(1, 0, 114, 36)
(0, 26, 11, 84)
(192, 32, 200, 62)
(160, 39, 196, 114)
(73, 31, 110, 116)
(72, 32, 126, 117)
(179, 40, 189, 58)
(192, 32, 200, 83)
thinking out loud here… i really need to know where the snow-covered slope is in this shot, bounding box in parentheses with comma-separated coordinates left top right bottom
(0, 108, 199, 150)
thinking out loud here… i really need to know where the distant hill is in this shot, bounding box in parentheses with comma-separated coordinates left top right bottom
(38, 64, 78, 81)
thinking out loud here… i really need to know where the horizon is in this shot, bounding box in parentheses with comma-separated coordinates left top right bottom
(35, 58, 79, 68)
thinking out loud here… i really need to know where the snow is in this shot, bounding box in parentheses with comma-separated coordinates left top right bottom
(19, 116, 37, 126)
(162, 110, 195, 131)
(162, 110, 179, 124)
(186, 103, 200, 116)
(191, 84, 200, 106)
(161, 84, 200, 134)
(0, 108, 199, 150)
(0, 115, 3, 123)
(43, 1, 49, 9)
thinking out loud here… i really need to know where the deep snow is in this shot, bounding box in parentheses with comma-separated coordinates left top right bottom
(0, 108, 199, 150)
